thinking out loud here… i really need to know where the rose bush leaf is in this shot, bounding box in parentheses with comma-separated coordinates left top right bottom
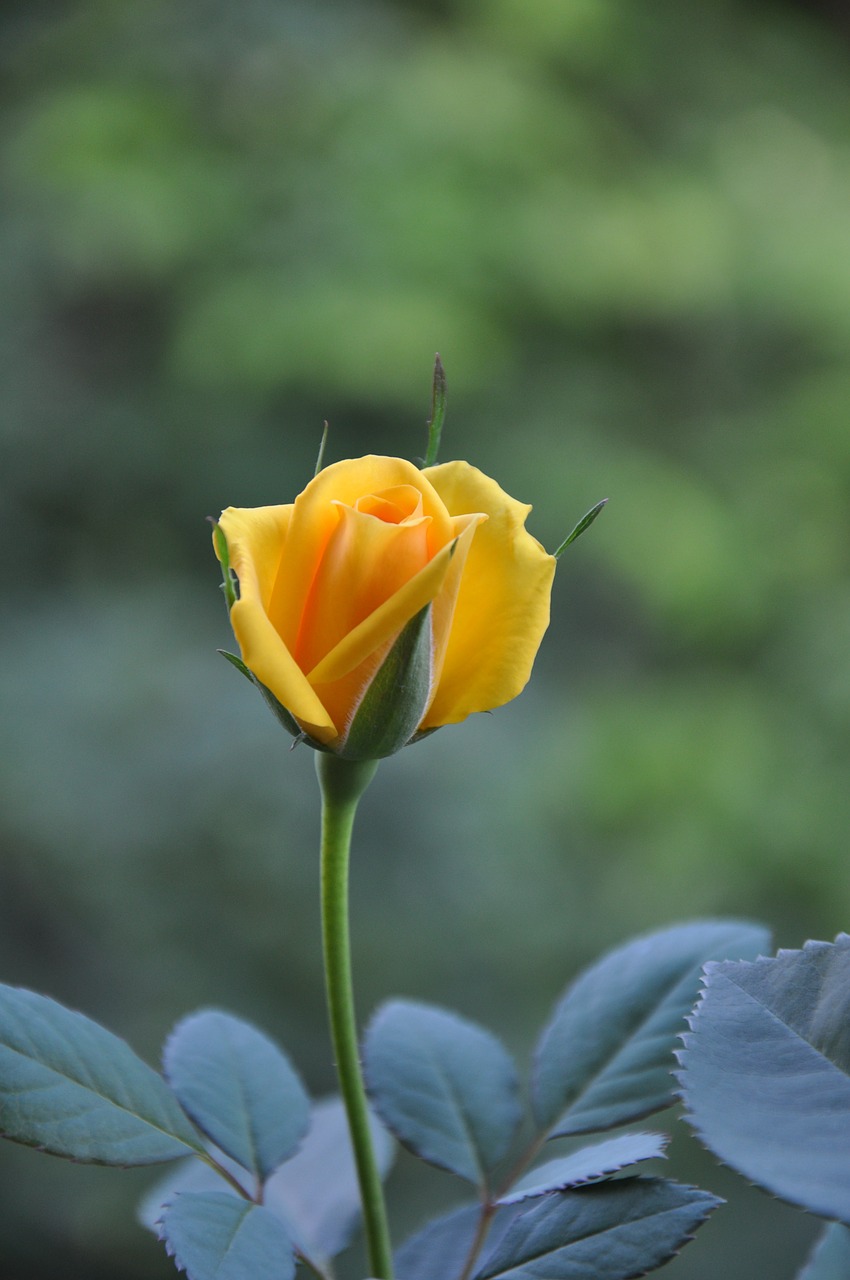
(679, 935, 850, 1224)
(0, 984, 204, 1165)
(142, 1097, 394, 1268)
(262, 1095, 395, 1262)
(139, 1154, 239, 1232)
(364, 999, 521, 1188)
(163, 1010, 310, 1181)
(498, 1131, 669, 1205)
(395, 1205, 480, 1280)
(395, 1203, 526, 1280)
(474, 1178, 721, 1280)
(797, 1222, 850, 1279)
(158, 1192, 295, 1280)
(532, 919, 771, 1137)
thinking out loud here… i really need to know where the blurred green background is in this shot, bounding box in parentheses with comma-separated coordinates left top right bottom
(3, 0, 850, 1275)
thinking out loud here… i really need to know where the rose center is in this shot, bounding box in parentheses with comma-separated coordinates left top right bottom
(353, 485, 424, 526)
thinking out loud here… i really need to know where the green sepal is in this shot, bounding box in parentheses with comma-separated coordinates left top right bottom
(217, 652, 328, 751)
(340, 605, 433, 761)
(407, 726, 439, 746)
(553, 498, 608, 560)
(211, 521, 238, 610)
(218, 650, 253, 682)
(314, 421, 329, 477)
(423, 354, 447, 468)
(252, 677, 317, 744)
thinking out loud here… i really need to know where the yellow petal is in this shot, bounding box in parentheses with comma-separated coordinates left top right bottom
(267, 456, 454, 653)
(217, 505, 292, 608)
(420, 461, 556, 728)
(424, 511, 486, 700)
(218, 505, 337, 742)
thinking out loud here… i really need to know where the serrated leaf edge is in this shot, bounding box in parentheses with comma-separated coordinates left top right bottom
(533, 919, 771, 1140)
(475, 1180, 722, 1280)
(674, 937, 850, 1219)
(497, 1132, 670, 1205)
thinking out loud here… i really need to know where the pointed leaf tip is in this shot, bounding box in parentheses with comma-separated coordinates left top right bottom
(0, 984, 203, 1165)
(423, 355, 447, 468)
(218, 650, 254, 682)
(314, 421, 329, 477)
(532, 919, 771, 1137)
(553, 498, 608, 560)
(475, 1179, 720, 1280)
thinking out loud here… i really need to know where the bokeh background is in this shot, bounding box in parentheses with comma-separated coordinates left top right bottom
(3, 0, 850, 1276)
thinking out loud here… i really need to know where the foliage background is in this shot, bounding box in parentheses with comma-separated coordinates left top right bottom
(3, 0, 850, 1276)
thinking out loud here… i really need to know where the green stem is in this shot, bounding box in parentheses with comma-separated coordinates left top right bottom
(316, 753, 393, 1280)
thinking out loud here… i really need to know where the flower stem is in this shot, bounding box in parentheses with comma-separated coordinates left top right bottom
(315, 753, 393, 1280)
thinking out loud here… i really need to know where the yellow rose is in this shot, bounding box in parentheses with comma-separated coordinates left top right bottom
(214, 455, 555, 759)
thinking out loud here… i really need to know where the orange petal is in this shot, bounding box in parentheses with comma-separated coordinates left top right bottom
(294, 500, 431, 674)
(307, 532, 461, 688)
(267, 457, 455, 652)
(311, 513, 485, 737)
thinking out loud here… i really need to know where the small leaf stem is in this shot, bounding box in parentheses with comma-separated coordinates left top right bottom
(456, 1129, 548, 1280)
(298, 1248, 335, 1280)
(457, 1203, 497, 1280)
(316, 753, 393, 1280)
(197, 1150, 254, 1201)
(494, 1131, 547, 1201)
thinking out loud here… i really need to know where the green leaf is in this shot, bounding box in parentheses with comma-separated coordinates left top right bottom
(142, 1098, 394, 1268)
(797, 1223, 850, 1279)
(211, 522, 238, 611)
(0, 984, 203, 1165)
(158, 1192, 295, 1280)
(552, 498, 608, 559)
(533, 919, 771, 1137)
(498, 1132, 668, 1205)
(396, 1204, 480, 1280)
(473, 1179, 720, 1280)
(396, 1203, 525, 1280)
(423, 352, 447, 468)
(139, 1154, 244, 1232)
(341, 605, 433, 761)
(679, 935, 850, 1224)
(314, 420, 329, 477)
(218, 650, 254, 683)
(249, 1096, 394, 1262)
(163, 1010, 310, 1182)
(364, 999, 521, 1189)
(219, 650, 319, 744)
